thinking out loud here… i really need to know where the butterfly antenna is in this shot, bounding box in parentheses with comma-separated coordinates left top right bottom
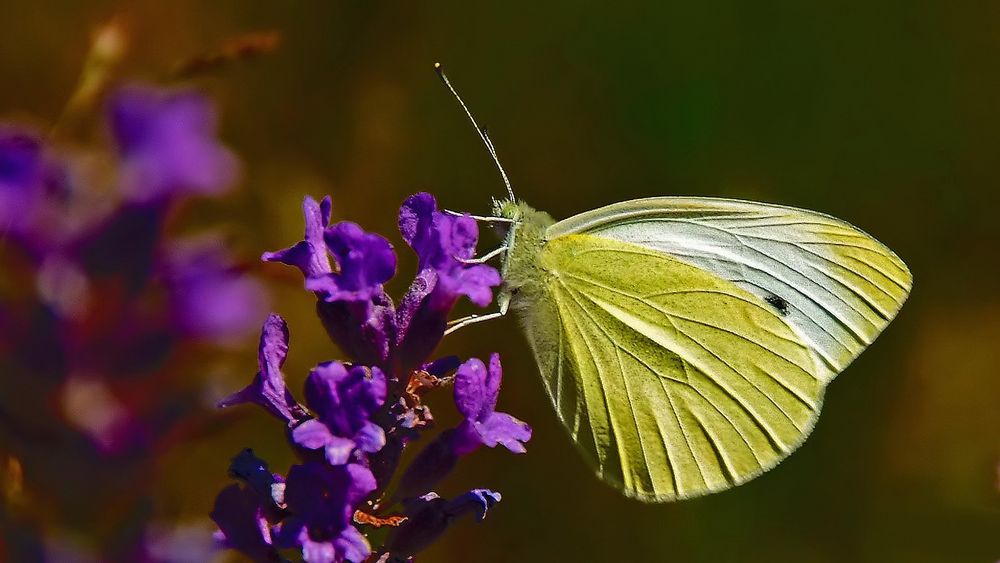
(434, 62, 516, 202)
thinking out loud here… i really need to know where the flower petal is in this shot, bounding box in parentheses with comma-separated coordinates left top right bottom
(314, 221, 396, 299)
(299, 530, 336, 563)
(316, 294, 396, 366)
(444, 488, 502, 521)
(453, 357, 489, 420)
(262, 195, 334, 279)
(258, 313, 289, 375)
(353, 421, 386, 454)
(332, 525, 371, 563)
(398, 193, 501, 307)
(475, 412, 532, 454)
(454, 264, 503, 307)
(291, 419, 335, 450)
(324, 436, 357, 466)
(304, 363, 386, 438)
(218, 314, 308, 425)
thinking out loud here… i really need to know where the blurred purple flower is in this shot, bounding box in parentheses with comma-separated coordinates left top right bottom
(451, 354, 532, 455)
(218, 314, 310, 426)
(276, 462, 376, 563)
(0, 128, 42, 189)
(0, 74, 269, 561)
(110, 85, 239, 201)
(0, 128, 44, 231)
(165, 238, 268, 344)
(292, 362, 387, 465)
(0, 125, 45, 239)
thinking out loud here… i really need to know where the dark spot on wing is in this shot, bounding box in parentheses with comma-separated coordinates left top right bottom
(765, 294, 789, 315)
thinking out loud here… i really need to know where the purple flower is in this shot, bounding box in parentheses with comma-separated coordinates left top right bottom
(398, 192, 501, 308)
(395, 193, 501, 366)
(306, 222, 396, 304)
(0, 128, 44, 231)
(384, 489, 502, 557)
(165, 238, 268, 345)
(262, 195, 333, 279)
(210, 484, 279, 563)
(265, 199, 399, 365)
(306, 219, 398, 366)
(277, 462, 376, 563)
(451, 354, 532, 455)
(110, 85, 239, 201)
(394, 355, 529, 499)
(292, 362, 387, 465)
(218, 314, 310, 426)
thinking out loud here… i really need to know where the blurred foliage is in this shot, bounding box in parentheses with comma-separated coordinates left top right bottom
(1, 1, 998, 561)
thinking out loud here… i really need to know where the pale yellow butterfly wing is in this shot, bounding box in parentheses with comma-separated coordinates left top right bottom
(519, 234, 821, 500)
(510, 198, 910, 501)
(548, 197, 913, 379)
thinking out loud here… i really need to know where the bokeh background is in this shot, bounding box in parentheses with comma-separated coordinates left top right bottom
(2, 2, 999, 561)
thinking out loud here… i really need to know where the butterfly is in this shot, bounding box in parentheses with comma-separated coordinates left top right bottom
(435, 64, 912, 502)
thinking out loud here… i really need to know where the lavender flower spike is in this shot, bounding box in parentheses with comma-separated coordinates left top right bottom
(218, 314, 309, 426)
(214, 194, 534, 562)
(292, 362, 387, 465)
(452, 354, 532, 455)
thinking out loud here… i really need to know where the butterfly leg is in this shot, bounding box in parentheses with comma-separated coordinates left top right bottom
(443, 311, 506, 336)
(443, 209, 516, 224)
(456, 246, 508, 264)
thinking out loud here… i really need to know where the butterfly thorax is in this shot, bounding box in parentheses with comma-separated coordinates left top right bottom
(494, 200, 555, 312)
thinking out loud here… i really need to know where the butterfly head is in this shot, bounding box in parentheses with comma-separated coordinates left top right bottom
(492, 197, 522, 221)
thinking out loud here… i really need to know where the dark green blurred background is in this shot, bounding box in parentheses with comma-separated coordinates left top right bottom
(2, 2, 998, 561)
